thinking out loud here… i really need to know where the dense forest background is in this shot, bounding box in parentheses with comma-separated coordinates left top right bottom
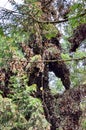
(0, 0, 86, 130)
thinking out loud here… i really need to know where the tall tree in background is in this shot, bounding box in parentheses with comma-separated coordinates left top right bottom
(0, 0, 86, 130)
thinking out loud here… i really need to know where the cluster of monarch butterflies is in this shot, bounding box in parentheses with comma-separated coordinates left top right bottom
(1, 23, 86, 96)
(69, 24, 86, 52)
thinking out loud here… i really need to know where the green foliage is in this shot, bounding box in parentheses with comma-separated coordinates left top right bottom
(0, 36, 12, 67)
(55, 78, 64, 93)
(69, 49, 86, 86)
(81, 120, 86, 130)
(74, 50, 86, 58)
(0, 73, 50, 129)
(0, 30, 28, 68)
(0, 27, 4, 36)
(61, 53, 70, 60)
(0, 95, 26, 130)
(68, 0, 86, 28)
(43, 24, 58, 39)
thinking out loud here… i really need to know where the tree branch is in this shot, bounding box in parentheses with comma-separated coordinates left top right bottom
(43, 56, 86, 63)
(29, 11, 86, 24)
(0, 6, 86, 24)
(30, 56, 86, 63)
(2, 56, 86, 63)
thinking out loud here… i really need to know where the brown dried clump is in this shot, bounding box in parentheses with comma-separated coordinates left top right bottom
(0, 68, 13, 97)
(55, 84, 86, 130)
(39, 84, 86, 130)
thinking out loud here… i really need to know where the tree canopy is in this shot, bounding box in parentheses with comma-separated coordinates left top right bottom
(0, 0, 86, 130)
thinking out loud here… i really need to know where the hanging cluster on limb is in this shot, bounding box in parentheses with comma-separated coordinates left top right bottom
(69, 23, 86, 52)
